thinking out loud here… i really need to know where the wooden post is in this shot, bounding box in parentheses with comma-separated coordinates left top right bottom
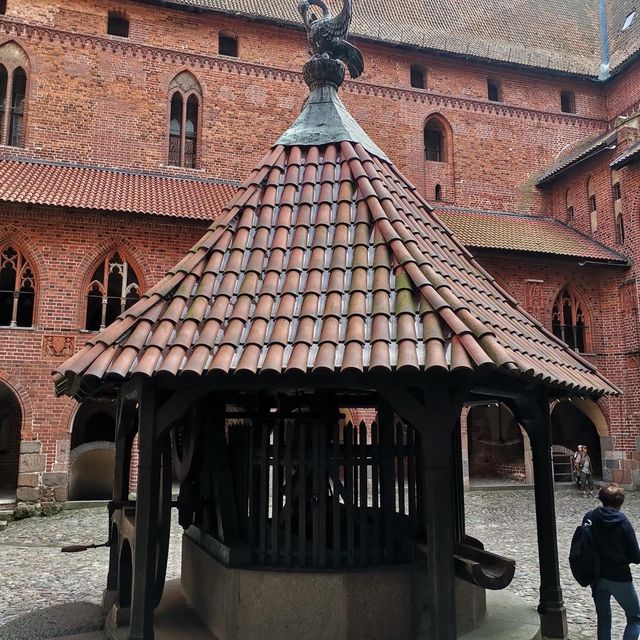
(416, 383, 457, 640)
(510, 392, 568, 640)
(129, 381, 161, 640)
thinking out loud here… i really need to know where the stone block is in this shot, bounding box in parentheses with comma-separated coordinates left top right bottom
(612, 469, 624, 483)
(13, 502, 39, 520)
(17, 473, 39, 487)
(16, 487, 40, 502)
(42, 472, 68, 487)
(607, 451, 625, 460)
(54, 486, 68, 502)
(55, 439, 70, 465)
(20, 440, 42, 454)
(603, 468, 612, 482)
(605, 459, 620, 469)
(19, 453, 46, 473)
(601, 437, 614, 451)
(623, 459, 639, 470)
(632, 470, 640, 487)
(41, 503, 63, 516)
(623, 469, 633, 484)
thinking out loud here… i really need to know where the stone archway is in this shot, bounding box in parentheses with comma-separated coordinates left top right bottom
(69, 399, 117, 500)
(551, 398, 605, 478)
(467, 402, 529, 483)
(0, 381, 22, 502)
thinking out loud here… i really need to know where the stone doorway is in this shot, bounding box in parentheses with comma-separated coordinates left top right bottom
(69, 399, 116, 500)
(551, 399, 604, 478)
(0, 381, 21, 503)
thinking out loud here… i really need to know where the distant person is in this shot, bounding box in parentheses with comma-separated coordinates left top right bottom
(585, 483, 640, 640)
(580, 446, 594, 497)
(574, 445, 584, 488)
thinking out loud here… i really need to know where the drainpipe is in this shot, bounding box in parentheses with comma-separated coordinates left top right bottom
(599, 0, 611, 80)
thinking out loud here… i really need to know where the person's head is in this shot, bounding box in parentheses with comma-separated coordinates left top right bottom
(598, 483, 625, 509)
(578, 444, 585, 452)
(583, 446, 588, 455)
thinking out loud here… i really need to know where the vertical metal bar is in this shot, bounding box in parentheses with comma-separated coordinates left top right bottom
(298, 420, 307, 568)
(284, 419, 293, 567)
(359, 421, 368, 566)
(248, 419, 256, 559)
(371, 418, 381, 565)
(271, 417, 281, 565)
(345, 421, 355, 567)
(332, 420, 341, 568)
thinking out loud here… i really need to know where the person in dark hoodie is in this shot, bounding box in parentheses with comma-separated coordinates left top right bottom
(584, 483, 640, 640)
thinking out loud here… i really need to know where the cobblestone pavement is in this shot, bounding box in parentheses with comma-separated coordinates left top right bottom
(1, 489, 639, 638)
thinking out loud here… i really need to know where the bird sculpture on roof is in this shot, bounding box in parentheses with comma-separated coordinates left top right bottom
(297, 0, 364, 78)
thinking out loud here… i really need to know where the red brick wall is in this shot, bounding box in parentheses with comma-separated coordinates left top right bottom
(0, 203, 207, 501)
(0, 0, 640, 499)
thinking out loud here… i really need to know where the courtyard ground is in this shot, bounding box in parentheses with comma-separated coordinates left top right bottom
(0, 488, 636, 639)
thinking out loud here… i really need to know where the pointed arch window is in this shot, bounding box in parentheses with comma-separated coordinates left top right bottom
(167, 72, 202, 168)
(565, 189, 574, 223)
(587, 176, 597, 233)
(0, 244, 35, 328)
(424, 118, 445, 162)
(85, 252, 140, 331)
(435, 183, 442, 201)
(612, 170, 624, 244)
(552, 288, 590, 353)
(0, 43, 29, 147)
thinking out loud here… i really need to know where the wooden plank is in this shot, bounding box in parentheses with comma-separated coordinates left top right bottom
(271, 417, 281, 565)
(312, 418, 321, 567)
(396, 422, 405, 517)
(248, 418, 257, 559)
(332, 420, 341, 568)
(379, 401, 395, 563)
(258, 420, 269, 565)
(359, 421, 368, 566)
(318, 418, 327, 569)
(371, 419, 381, 565)
(284, 419, 293, 567)
(345, 421, 355, 567)
(407, 424, 417, 536)
(298, 419, 307, 568)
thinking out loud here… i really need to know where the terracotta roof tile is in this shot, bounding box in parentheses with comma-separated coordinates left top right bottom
(435, 207, 628, 264)
(150, 0, 604, 76)
(0, 159, 237, 220)
(55, 139, 619, 398)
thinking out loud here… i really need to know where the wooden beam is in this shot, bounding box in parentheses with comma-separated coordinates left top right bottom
(154, 388, 212, 439)
(508, 391, 568, 639)
(129, 381, 161, 640)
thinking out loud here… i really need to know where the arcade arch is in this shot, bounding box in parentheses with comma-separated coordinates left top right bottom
(551, 398, 607, 478)
(68, 398, 117, 500)
(0, 380, 21, 502)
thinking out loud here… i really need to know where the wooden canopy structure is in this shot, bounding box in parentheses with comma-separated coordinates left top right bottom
(54, 3, 617, 639)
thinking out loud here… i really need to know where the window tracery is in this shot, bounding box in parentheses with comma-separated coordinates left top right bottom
(85, 252, 140, 331)
(0, 43, 29, 147)
(168, 72, 202, 168)
(0, 244, 35, 327)
(552, 287, 590, 353)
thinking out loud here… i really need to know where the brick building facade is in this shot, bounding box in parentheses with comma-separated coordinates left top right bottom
(1, 0, 640, 507)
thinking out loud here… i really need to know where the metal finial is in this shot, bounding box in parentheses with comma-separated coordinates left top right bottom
(298, 0, 364, 87)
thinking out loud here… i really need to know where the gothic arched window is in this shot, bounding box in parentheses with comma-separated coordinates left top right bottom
(0, 244, 35, 327)
(0, 42, 29, 147)
(552, 288, 590, 352)
(565, 189, 574, 223)
(424, 118, 445, 162)
(85, 252, 141, 331)
(167, 72, 202, 168)
(587, 176, 597, 233)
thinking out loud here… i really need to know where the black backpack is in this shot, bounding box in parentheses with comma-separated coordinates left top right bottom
(569, 518, 600, 587)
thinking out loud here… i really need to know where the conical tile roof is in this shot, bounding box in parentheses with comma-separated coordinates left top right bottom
(53, 27, 619, 400)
